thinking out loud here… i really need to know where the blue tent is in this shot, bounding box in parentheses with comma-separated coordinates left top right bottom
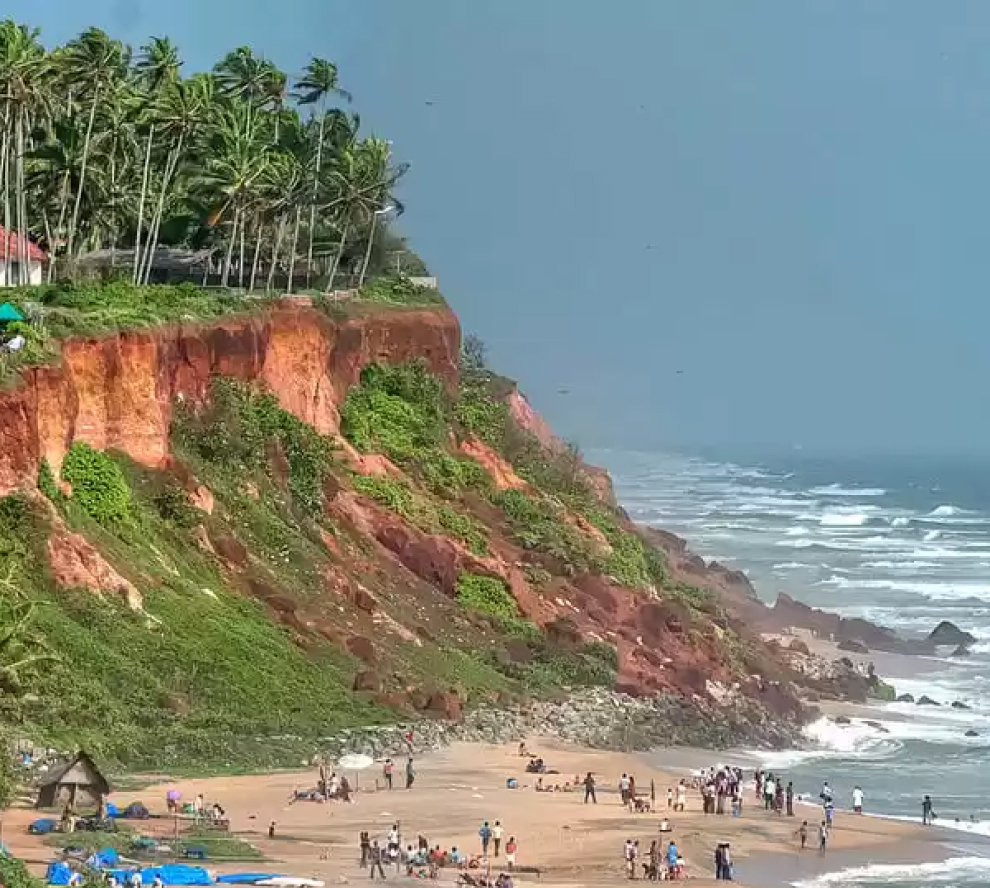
(30, 819, 58, 835)
(106, 802, 120, 818)
(85, 848, 120, 870)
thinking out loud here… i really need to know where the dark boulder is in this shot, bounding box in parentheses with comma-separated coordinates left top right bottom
(896, 693, 915, 703)
(927, 621, 977, 647)
(951, 644, 972, 658)
(837, 639, 869, 654)
(917, 695, 941, 706)
(951, 701, 972, 710)
(965, 730, 980, 737)
(835, 715, 852, 725)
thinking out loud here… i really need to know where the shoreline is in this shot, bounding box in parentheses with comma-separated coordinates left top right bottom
(6, 736, 979, 888)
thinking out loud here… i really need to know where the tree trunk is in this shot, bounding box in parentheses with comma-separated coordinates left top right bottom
(305, 111, 326, 288)
(357, 213, 379, 288)
(248, 217, 263, 292)
(132, 124, 155, 284)
(267, 215, 286, 292)
(140, 135, 184, 285)
(66, 89, 100, 262)
(326, 219, 349, 294)
(287, 205, 302, 293)
(238, 217, 246, 288)
(221, 207, 240, 287)
(1, 115, 11, 287)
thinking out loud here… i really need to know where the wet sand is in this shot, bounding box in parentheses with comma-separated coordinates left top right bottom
(2, 738, 962, 888)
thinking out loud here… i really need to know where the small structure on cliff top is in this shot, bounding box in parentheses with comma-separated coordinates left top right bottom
(35, 750, 110, 810)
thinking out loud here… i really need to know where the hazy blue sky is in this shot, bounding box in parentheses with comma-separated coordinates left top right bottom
(19, 1, 990, 455)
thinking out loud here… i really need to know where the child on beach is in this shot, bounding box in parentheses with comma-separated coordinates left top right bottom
(818, 821, 829, 855)
(797, 821, 808, 850)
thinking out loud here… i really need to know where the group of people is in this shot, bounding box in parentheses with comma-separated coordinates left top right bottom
(381, 758, 417, 790)
(623, 838, 683, 881)
(359, 819, 518, 881)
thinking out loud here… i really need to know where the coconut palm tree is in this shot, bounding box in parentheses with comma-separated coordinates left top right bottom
(132, 36, 182, 281)
(57, 27, 127, 261)
(0, 20, 50, 283)
(293, 57, 351, 287)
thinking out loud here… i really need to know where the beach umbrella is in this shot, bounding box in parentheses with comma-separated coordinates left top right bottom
(336, 753, 374, 790)
(0, 303, 23, 323)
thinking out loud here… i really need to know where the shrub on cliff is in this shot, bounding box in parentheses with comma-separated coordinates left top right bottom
(457, 573, 518, 620)
(357, 275, 445, 307)
(60, 443, 132, 525)
(341, 362, 446, 463)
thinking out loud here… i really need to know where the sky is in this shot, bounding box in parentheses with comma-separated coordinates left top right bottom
(18, 1, 990, 457)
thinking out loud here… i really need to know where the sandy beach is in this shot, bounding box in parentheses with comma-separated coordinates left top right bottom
(0, 739, 962, 888)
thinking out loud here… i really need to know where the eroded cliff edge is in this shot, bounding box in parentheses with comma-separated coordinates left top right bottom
(0, 297, 892, 767)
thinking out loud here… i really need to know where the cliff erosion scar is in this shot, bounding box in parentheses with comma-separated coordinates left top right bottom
(0, 304, 460, 494)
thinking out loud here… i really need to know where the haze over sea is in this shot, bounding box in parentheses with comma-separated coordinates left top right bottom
(597, 448, 990, 888)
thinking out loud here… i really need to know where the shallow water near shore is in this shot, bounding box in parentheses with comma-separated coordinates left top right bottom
(600, 448, 990, 886)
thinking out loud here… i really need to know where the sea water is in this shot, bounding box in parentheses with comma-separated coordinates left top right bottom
(596, 449, 990, 887)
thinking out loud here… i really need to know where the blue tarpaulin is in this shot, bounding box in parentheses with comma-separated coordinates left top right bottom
(30, 819, 57, 835)
(86, 848, 120, 870)
(46, 862, 73, 886)
(215, 875, 287, 884)
(105, 865, 213, 886)
(106, 802, 120, 817)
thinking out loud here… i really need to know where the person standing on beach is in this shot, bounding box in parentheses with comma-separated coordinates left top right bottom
(479, 821, 493, 856)
(764, 774, 776, 810)
(492, 820, 503, 857)
(383, 758, 393, 790)
(619, 774, 631, 805)
(667, 787, 674, 809)
(583, 772, 597, 804)
(922, 795, 934, 825)
(852, 786, 864, 814)
(786, 781, 794, 816)
(405, 757, 415, 790)
(369, 840, 387, 879)
(797, 821, 808, 850)
(818, 821, 828, 855)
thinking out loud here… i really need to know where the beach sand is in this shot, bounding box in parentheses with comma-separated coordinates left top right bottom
(0, 739, 959, 888)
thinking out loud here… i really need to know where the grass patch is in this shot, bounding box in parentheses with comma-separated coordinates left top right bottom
(354, 275, 445, 307)
(45, 828, 263, 862)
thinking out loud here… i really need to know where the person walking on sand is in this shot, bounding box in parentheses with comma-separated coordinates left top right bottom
(583, 772, 597, 804)
(666, 841, 679, 880)
(667, 787, 674, 810)
(405, 757, 415, 790)
(852, 785, 864, 814)
(922, 795, 934, 825)
(797, 821, 808, 850)
(360, 831, 371, 867)
(675, 782, 687, 812)
(369, 840, 387, 880)
(818, 821, 828, 855)
(383, 758, 393, 790)
(505, 837, 517, 869)
(480, 821, 493, 856)
(619, 773, 631, 805)
(493, 820, 503, 857)
(786, 781, 794, 816)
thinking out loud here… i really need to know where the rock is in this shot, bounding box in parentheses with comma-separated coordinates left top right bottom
(345, 635, 377, 665)
(46, 524, 143, 612)
(787, 639, 811, 655)
(917, 695, 941, 706)
(965, 730, 979, 737)
(352, 670, 381, 692)
(425, 690, 463, 721)
(951, 644, 971, 657)
(927, 621, 977, 647)
(896, 693, 915, 703)
(835, 715, 852, 725)
(837, 639, 869, 653)
(951, 701, 972, 710)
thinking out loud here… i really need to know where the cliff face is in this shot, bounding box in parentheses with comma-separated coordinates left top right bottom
(0, 303, 460, 493)
(0, 296, 837, 767)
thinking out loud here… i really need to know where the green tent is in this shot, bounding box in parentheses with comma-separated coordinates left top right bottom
(0, 303, 23, 323)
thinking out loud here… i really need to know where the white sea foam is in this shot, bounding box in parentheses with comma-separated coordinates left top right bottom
(809, 484, 887, 498)
(889, 516, 911, 527)
(819, 511, 873, 527)
(930, 505, 967, 517)
(792, 856, 990, 887)
(817, 576, 990, 602)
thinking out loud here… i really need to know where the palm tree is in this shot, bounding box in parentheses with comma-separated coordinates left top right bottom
(132, 36, 182, 282)
(293, 57, 351, 287)
(214, 47, 270, 106)
(138, 73, 213, 283)
(0, 20, 50, 283)
(57, 27, 127, 261)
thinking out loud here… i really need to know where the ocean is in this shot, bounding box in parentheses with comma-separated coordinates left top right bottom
(595, 449, 990, 888)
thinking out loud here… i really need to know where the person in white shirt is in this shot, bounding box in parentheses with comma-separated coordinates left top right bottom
(492, 820, 503, 857)
(852, 786, 864, 814)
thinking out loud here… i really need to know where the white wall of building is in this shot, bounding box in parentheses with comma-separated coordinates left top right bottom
(0, 258, 43, 287)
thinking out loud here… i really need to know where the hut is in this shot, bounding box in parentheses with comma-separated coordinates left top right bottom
(35, 751, 110, 810)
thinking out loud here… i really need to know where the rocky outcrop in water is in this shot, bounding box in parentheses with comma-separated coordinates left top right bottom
(928, 621, 977, 647)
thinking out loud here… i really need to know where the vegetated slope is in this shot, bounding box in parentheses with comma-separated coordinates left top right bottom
(0, 298, 815, 770)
